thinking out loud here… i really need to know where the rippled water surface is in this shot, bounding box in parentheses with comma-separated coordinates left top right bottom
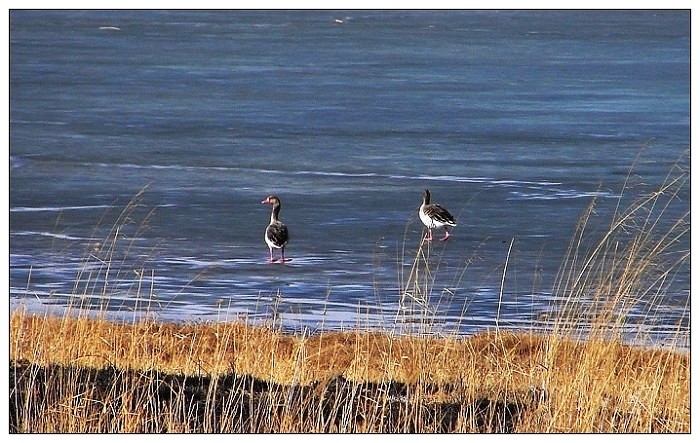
(9, 11, 690, 347)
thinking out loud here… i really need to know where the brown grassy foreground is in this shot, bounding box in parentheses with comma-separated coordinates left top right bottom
(9, 308, 689, 433)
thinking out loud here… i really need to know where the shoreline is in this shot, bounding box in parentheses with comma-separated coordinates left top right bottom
(9, 295, 691, 354)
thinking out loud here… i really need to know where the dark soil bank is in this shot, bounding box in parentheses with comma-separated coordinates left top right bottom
(10, 360, 534, 433)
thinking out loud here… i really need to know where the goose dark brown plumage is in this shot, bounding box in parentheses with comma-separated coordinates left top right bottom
(262, 195, 289, 263)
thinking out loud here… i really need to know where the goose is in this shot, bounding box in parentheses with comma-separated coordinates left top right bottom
(261, 195, 289, 263)
(419, 189, 457, 241)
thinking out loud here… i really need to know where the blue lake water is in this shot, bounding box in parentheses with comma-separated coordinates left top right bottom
(9, 10, 690, 347)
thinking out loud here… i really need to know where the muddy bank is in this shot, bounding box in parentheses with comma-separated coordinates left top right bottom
(10, 360, 536, 433)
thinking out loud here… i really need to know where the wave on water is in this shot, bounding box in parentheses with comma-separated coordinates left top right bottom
(408, 174, 562, 187)
(71, 160, 616, 202)
(10, 203, 177, 213)
(251, 22, 292, 29)
(10, 204, 113, 213)
(507, 189, 616, 201)
(10, 119, 68, 126)
(10, 232, 149, 246)
(11, 231, 90, 241)
(77, 160, 569, 188)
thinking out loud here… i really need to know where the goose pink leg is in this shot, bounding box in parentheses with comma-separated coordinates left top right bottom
(439, 228, 451, 242)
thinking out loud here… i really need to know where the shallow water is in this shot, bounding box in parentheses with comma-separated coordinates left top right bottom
(9, 10, 690, 347)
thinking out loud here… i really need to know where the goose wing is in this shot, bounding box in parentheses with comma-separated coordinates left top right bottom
(266, 221, 289, 248)
(424, 204, 457, 226)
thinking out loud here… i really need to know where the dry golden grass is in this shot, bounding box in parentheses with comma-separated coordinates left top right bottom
(9, 307, 689, 432)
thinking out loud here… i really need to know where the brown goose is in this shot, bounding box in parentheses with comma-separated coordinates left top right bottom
(419, 189, 457, 241)
(261, 195, 289, 263)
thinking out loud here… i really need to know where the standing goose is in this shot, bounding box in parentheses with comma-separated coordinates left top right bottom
(262, 195, 289, 263)
(419, 189, 457, 241)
